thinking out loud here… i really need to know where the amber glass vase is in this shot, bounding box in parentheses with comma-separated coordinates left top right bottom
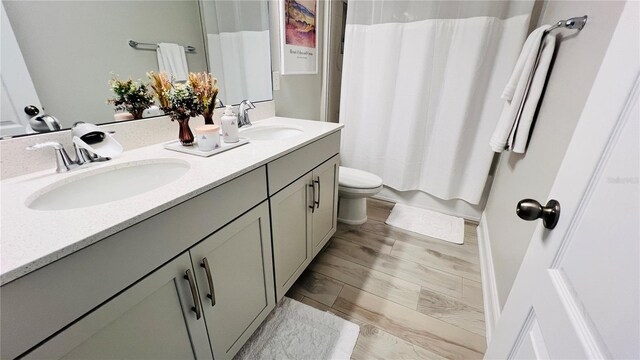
(176, 117, 194, 146)
(203, 113, 214, 125)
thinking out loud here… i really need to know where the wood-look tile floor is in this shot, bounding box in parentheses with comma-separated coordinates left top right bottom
(287, 199, 486, 359)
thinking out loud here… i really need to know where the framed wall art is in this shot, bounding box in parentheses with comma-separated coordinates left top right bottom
(279, 0, 318, 75)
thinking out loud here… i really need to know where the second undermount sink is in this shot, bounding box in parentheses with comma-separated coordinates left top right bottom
(27, 159, 190, 211)
(240, 124, 303, 141)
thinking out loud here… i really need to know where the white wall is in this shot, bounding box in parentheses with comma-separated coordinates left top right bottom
(3, 0, 207, 129)
(483, 0, 626, 308)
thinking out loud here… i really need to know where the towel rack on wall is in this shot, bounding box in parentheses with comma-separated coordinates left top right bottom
(544, 15, 588, 34)
(128, 40, 196, 53)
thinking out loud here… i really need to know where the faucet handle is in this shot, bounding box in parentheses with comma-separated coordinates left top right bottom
(240, 99, 256, 110)
(26, 142, 78, 173)
(26, 141, 64, 151)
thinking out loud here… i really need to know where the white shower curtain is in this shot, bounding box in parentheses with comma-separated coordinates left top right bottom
(201, 1, 272, 106)
(339, 1, 534, 204)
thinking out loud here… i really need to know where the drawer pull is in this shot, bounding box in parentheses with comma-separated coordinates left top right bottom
(314, 176, 321, 209)
(184, 269, 202, 320)
(308, 183, 316, 213)
(200, 257, 217, 307)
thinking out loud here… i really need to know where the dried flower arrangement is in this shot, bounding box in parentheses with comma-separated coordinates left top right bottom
(147, 72, 199, 120)
(147, 72, 203, 145)
(188, 72, 219, 125)
(107, 75, 154, 120)
(147, 71, 222, 146)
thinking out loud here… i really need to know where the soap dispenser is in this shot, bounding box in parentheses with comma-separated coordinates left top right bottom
(220, 105, 239, 143)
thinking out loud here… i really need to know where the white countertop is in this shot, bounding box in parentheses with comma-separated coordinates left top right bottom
(0, 117, 342, 285)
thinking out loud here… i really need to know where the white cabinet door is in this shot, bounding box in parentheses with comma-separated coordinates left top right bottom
(190, 202, 275, 360)
(271, 172, 314, 301)
(485, 4, 639, 358)
(311, 155, 339, 256)
(25, 253, 212, 360)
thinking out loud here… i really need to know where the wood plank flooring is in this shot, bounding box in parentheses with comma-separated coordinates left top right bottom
(287, 198, 486, 359)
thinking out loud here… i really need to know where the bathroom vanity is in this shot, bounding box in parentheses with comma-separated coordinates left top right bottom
(0, 118, 342, 359)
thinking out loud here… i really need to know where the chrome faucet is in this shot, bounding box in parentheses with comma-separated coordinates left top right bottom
(26, 123, 120, 173)
(26, 142, 79, 173)
(238, 100, 256, 128)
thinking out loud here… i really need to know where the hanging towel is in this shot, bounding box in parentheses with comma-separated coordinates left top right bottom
(490, 25, 556, 153)
(157, 43, 189, 83)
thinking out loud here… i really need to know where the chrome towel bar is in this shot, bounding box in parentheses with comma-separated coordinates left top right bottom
(128, 40, 196, 53)
(544, 15, 588, 34)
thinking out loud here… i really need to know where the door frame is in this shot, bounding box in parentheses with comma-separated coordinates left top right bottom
(1, 2, 42, 137)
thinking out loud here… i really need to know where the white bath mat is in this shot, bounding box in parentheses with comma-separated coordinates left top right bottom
(235, 297, 360, 360)
(385, 203, 465, 244)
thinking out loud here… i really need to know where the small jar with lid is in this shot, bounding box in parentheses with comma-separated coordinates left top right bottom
(194, 125, 221, 151)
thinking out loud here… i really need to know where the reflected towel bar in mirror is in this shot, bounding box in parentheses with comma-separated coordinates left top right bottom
(128, 40, 196, 53)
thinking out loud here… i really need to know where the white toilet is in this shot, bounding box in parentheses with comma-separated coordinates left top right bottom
(338, 166, 384, 225)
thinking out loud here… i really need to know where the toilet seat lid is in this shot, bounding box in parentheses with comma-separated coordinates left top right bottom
(339, 166, 383, 189)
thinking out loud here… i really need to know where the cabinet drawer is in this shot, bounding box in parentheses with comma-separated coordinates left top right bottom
(267, 131, 340, 195)
(1, 167, 267, 359)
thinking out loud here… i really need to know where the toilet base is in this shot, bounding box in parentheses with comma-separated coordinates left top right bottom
(337, 196, 369, 225)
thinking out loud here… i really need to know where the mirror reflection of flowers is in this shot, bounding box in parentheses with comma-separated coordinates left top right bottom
(188, 72, 219, 125)
(147, 71, 172, 111)
(107, 75, 154, 120)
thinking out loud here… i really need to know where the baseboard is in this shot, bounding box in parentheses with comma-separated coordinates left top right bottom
(477, 213, 501, 344)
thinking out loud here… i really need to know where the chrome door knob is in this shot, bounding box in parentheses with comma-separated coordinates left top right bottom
(516, 199, 561, 229)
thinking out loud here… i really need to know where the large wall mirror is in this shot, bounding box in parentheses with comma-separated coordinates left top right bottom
(0, 0, 272, 138)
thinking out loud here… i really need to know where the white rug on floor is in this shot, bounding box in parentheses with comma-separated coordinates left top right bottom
(235, 297, 360, 360)
(385, 203, 465, 244)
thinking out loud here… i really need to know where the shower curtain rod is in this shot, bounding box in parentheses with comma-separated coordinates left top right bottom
(544, 15, 588, 34)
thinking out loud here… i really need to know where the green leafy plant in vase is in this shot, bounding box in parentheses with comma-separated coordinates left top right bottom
(107, 75, 154, 120)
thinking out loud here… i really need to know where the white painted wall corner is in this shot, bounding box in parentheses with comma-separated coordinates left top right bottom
(477, 212, 501, 344)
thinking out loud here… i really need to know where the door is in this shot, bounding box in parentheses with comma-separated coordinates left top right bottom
(190, 202, 275, 360)
(1, 2, 41, 137)
(311, 154, 339, 256)
(486, 3, 639, 359)
(25, 253, 212, 360)
(270, 172, 314, 301)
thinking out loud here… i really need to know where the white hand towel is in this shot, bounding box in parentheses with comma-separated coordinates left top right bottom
(510, 34, 556, 153)
(501, 26, 548, 101)
(157, 42, 189, 83)
(490, 25, 554, 153)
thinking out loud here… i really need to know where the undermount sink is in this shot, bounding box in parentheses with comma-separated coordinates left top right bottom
(27, 160, 190, 211)
(240, 124, 303, 141)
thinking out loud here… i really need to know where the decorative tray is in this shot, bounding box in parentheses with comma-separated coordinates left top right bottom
(163, 135, 250, 157)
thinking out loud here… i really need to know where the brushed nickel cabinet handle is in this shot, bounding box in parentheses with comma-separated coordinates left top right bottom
(314, 176, 321, 209)
(308, 183, 316, 213)
(183, 269, 202, 320)
(200, 257, 216, 307)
